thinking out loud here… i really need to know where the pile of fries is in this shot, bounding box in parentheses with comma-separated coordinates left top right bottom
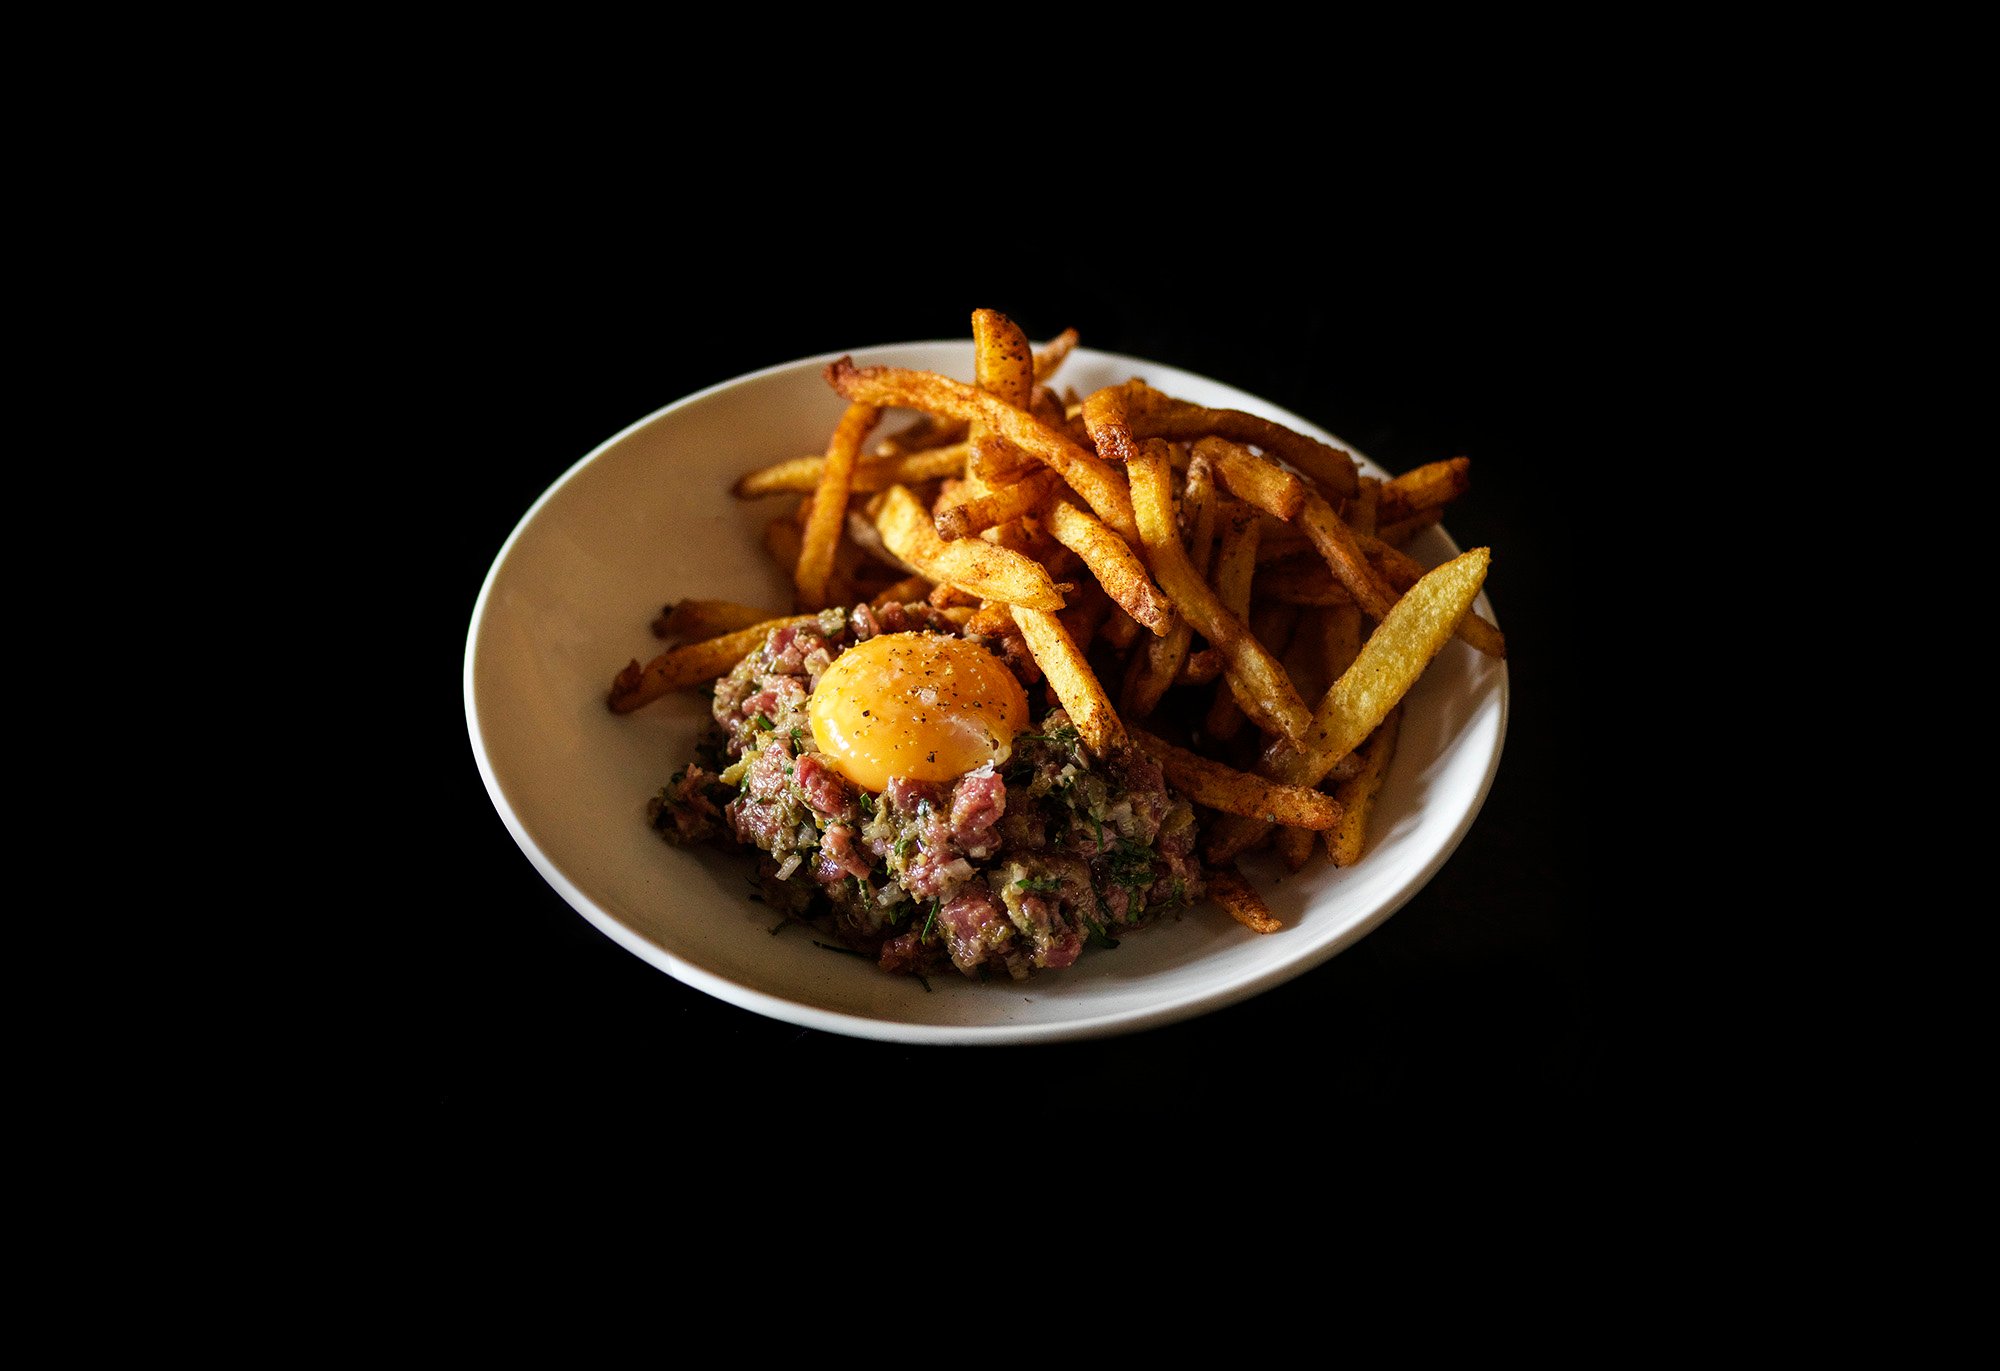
(611, 310, 1501, 935)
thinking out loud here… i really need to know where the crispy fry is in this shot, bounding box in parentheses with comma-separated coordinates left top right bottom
(1128, 439, 1312, 743)
(609, 614, 821, 713)
(971, 310, 1037, 482)
(1276, 824, 1317, 873)
(872, 415, 968, 458)
(1348, 475, 1380, 537)
(1376, 507, 1444, 547)
(1359, 533, 1506, 658)
(1182, 497, 1259, 683)
(1326, 707, 1401, 867)
(651, 599, 775, 640)
(796, 401, 881, 610)
(734, 443, 970, 498)
(935, 465, 1063, 540)
(1010, 604, 1127, 756)
(1205, 863, 1281, 935)
(1031, 327, 1080, 381)
(1198, 437, 1307, 521)
(1119, 380, 1358, 498)
(874, 484, 1066, 612)
(1298, 490, 1403, 623)
(1102, 605, 1141, 650)
(1204, 548, 1490, 861)
(927, 582, 980, 609)
(1376, 458, 1470, 526)
(1129, 729, 1343, 829)
(1124, 449, 1217, 715)
(1255, 556, 1357, 606)
(827, 358, 1140, 543)
(1041, 495, 1176, 637)
(1204, 600, 1297, 742)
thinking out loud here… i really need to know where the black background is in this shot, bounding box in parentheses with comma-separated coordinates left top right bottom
(421, 222, 1620, 1130)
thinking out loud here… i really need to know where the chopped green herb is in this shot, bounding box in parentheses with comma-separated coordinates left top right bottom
(913, 974, 933, 993)
(1014, 875, 1063, 895)
(790, 725, 807, 751)
(752, 714, 774, 731)
(921, 899, 940, 942)
(1084, 919, 1121, 950)
(811, 940, 866, 959)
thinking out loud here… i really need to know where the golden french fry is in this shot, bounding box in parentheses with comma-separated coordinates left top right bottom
(827, 358, 1140, 544)
(1348, 474, 1379, 537)
(796, 401, 880, 610)
(1198, 437, 1307, 521)
(1041, 495, 1176, 637)
(734, 443, 969, 498)
(1376, 508, 1443, 547)
(935, 465, 1063, 540)
(1359, 533, 1506, 658)
(1327, 707, 1401, 866)
(1204, 600, 1297, 742)
(1183, 497, 1259, 683)
(1298, 490, 1403, 623)
(1276, 824, 1317, 873)
(609, 614, 821, 713)
(652, 599, 776, 641)
(1124, 449, 1217, 715)
(1117, 380, 1358, 498)
(1032, 327, 1080, 381)
(1128, 439, 1312, 743)
(874, 484, 1066, 612)
(1376, 457, 1470, 526)
(1129, 729, 1343, 830)
(1206, 863, 1281, 935)
(1010, 604, 1127, 756)
(1204, 547, 1490, 862)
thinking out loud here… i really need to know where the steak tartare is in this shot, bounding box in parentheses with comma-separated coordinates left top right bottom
(649, 602, 1204, 980)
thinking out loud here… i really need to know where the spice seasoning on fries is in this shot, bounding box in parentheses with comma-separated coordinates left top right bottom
(606, 309, 1500, 982)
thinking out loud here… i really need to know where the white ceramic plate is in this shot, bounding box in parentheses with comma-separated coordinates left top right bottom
(465, 342, 1508, 1044)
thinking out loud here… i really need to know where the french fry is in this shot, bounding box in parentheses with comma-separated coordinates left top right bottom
(1205, 863, 1281, 935)
(1376, 508, 1443, 547)
(1119, 380, 1358, 498)
(935, 465, 1063, 540)
(827, 358, 1140, 544)
(1348, 474, 1379, 538)
(1129, 729, 1343, 829)
(1128, 439, 1312, 743)
(1124, 448, 1217, 715)
(1032, 326, 1080, 381)
(609, 614, 821, 713)
(874, 484, 1066, 612)
(1041, 495, 1176, 637)
(736, 443, 971, 498)
(1359, 533, 1506, 658)
(1183, 497, 1259, 684)
(1198, 437, 1307, 521)
(1326, 707, 1401, 866)
(1298, 490, 1403, 623)
(1204, 547, 1491, 862)
(652, 599, 775, 641)
(796, 401, 880, 610)
(1204, 601, 1298, 743)
(1276, 824, 1317, 873)
(1009, 604, 1126, 754)
(1376, 458, 1470, 527)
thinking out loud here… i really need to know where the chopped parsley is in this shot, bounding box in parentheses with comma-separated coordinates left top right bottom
(1014, 874, 1063, 895)
(752, 713, 774, 731)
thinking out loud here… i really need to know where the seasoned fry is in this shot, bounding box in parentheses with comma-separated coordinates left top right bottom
(1204, 547, 1491, 861)
(797, 401, 880, 610)
(1326, 707, 1401, 866)
(872, 415, 968, 458)
(1206, 863, 1281, 935)
(1125, 449, 1217, 715)
(1198, 438, 1307, 521)
(935, 465, 1062, 540)
(1032, 326, 1080, 380)
(971, 310, 1037, 482)
(827, 358, 1140, 544)
(1129, 729, 1343, 829)
(1119, 380, 1358, 498)
(1359, 533, 1506, 658)
(609, 614, 821, 713)
(735, 443, 971, 498)
(1348, 474, 1379, 538)
(1183, 497, 1259, 683)
(1276, 824, 1317, 873)
(1298, 490, 1403, 623)
(652, 598, 775, 640)
(874, 484, 1066, 611)
(1204, 600, 1297, 742)
(1128, 439, 1312, 743)
(1010, 604, 1127, 756)
(1376, 457, 1470, 526)
(1041, 495, 1176, 637)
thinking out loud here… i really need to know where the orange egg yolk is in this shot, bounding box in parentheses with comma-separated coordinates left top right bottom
(808, 632, 1030, 793)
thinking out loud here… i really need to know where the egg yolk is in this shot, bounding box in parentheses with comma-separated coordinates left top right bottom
(808, 632, 1030, 793)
